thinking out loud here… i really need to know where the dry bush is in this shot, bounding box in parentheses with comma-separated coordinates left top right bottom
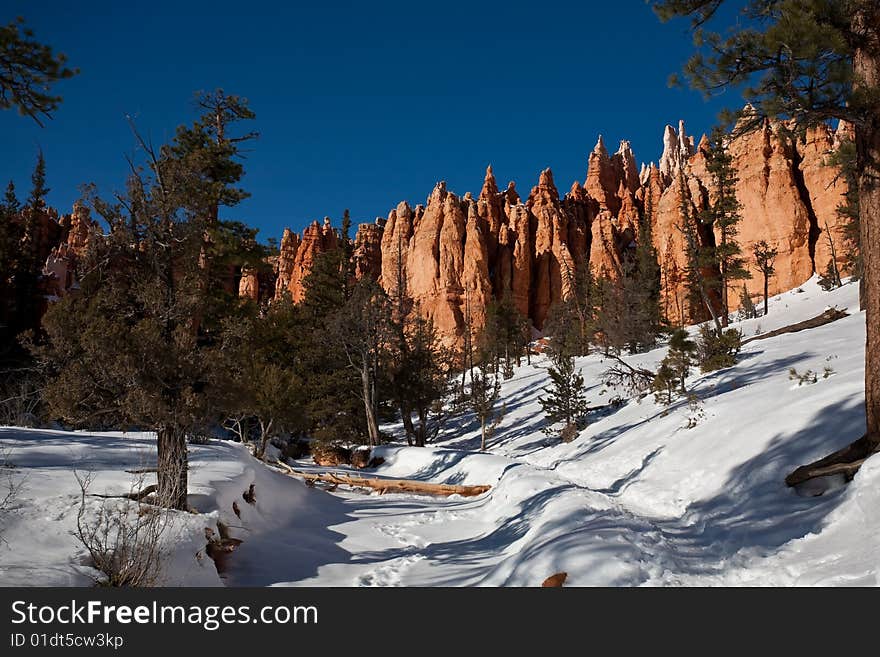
(0, 449, 25, 545)
(73, 471, 171, 587)
(0, 372, 44, 428)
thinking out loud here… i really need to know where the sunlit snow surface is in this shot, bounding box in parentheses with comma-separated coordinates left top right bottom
(1, 277, 876, 586)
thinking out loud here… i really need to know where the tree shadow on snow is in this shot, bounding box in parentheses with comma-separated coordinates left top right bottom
(654, 396, 866, 574)
(694, 352, 814, 402)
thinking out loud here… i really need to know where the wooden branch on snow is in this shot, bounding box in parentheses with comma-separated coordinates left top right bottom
(742, 308, 849, 346)
(89, 484, 158, 501)
(271, 460, 491, 498)
(785, 433, 878, 488)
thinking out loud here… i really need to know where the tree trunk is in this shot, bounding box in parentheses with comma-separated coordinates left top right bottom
(720, 233, 729, 328)
(157, 426, 188, 510)
(256, 418, 273, 461)
(480, 417, 487, 451)
(362, 365, 380, 447)
(763, 273, 769, 317)
(854, 14, 880, 446)
(416, 407, 428, 447)
(400, 404, 415, 446)
(721, 279, 729, 328)
(825, 222, 843, 287)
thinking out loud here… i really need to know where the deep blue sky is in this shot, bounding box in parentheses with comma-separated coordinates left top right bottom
(1, 0, 740, 242)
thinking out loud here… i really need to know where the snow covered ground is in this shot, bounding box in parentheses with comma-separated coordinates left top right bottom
(1, 276, 876, 586)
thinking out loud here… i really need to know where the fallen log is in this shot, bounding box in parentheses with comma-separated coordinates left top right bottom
(785, 433, 879, 488)
(742, 308, 848, 346)
(272, 460, 491, 498)
(89, 484, 158, 502)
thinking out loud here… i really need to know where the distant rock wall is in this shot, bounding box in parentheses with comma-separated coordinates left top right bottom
(39, 116, 850, 349)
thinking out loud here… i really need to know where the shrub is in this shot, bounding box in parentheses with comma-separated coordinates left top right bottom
(73, 472, 169, 587)
(789, 368, 818, 386)
(696, 326, 742, 373)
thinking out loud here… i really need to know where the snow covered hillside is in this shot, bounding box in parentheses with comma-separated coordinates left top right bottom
(1, 276, 876, 586)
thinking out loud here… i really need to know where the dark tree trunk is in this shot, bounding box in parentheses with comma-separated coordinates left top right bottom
(855, 14, 880, 446)
(361, 364, 380, 447)
(416, 407, 428, 447)
(763, 273, 769, 316)
(157, 426, 188, 510)
(400, 405, 415, 446)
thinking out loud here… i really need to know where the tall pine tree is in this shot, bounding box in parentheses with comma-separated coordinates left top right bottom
(701, 127, 751, 325)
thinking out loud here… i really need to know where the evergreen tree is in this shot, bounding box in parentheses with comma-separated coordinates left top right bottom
(677, 169, 723, 335)
(468, 358, 503, 452)
(817, 220, 843, 290)
(752, 240, 778, 316)
(298, 249, 363, 444)
(539, 349, 589, 442)
(737, 284, 757, 321)
(596, 216, 662, 355)
(653, 328, 696, 401)
(702, 127, 751, 324)
(159, 90, 260, 339)
(32, 101, 262, 509)
(340, 209, 354, 261)
(633, 197, 664, 341)
(830, 138, 862, 303)
(389, 310, 451, 447)
(28, 150, 49, 212)
(331, 277, 393, 447)
(38, 173, 209, 510)
(0, 181, 22, 360)
(0, 17, 77, 125)
(543, 295, 587, 358)
(7, 153, 51, 347)
(482, 294, 529, 378)
(696, 324, 742, 373)
(211, 301, 308, 459)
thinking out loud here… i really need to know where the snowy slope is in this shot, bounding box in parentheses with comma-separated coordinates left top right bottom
(0, 276, 875, 587)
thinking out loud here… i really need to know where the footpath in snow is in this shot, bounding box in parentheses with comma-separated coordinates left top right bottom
(1, 277, 876, 586)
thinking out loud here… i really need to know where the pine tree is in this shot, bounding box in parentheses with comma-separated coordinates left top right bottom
(8, 153, 50, 344)
(543, 295, 587, 358)
(830, 139, 862, 304)
(653, 328, 696, 401)
(33, 100, 264, 509)
(331, 277, 392, 447)
(389, 310, 451, 447)
(633, 196, 664, 342)
(696, 324, 742, 373)
(468, 358, 503, 452)
(158, 90, 260, 340)
(0, 181, 22, 358)
(752, 240, 778, 316)
(677, 169, 723, 335)
(38, 162, 209, 510)
(211, 303, 308, 459)
(0, 17, 77, 125)
(482, 294, 529, 378)
(299, 248, 363, 445)
(596, 213, 663, 355)
(737, 284, 757, 320)
(818, 220, 843, 290)
(539, 349, 589, 442)
(702, 127, 751, 325)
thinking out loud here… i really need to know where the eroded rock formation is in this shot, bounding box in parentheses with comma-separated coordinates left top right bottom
(35, 115, 848, 349)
